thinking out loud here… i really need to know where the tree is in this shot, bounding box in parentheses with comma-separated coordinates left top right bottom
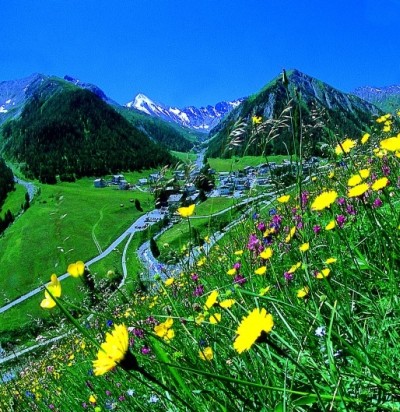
(134, 199, 143, 212)
(150, 237, 160, 258)
(23, 192, 30, 211)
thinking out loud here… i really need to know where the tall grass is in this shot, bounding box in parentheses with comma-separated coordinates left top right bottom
(1, 111, 399, 411)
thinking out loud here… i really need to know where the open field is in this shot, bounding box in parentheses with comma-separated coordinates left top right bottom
(0, 175, 154, 305)
(208, 154, 292, 172)
(0, 185, 26, 219)
(170, 151, 198, 162)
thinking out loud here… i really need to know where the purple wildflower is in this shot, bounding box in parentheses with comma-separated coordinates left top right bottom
(336, 215, 346, 228)
(284, 272, 293, 281)
(372, 198, 383, 208)
(141, 346, 151, 355)
(193, 284, 204, 296)
(257, 221, 266, 232)
(234, 274, 247, 285)
(346, 204, 356, 215)
(313, 225, 321, 234)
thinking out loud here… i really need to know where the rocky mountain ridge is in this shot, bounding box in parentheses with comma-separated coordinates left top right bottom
(126, 93, 245, 132)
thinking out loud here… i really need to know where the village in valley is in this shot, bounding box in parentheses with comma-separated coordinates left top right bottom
(92, 153, 321, 219)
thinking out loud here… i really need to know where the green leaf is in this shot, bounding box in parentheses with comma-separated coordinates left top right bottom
(293, 395, 317, 406)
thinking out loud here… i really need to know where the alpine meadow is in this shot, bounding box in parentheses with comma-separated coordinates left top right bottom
(0, 66, 399, 412)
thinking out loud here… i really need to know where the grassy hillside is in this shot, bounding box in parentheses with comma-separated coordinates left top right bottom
(0, 175, 155, 306)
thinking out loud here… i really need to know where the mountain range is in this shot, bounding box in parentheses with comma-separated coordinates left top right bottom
(352, 85, 400, 113)
(1, 69, 399, 182)
(206, 69, 382, 158)
(126, 93, 245, 132)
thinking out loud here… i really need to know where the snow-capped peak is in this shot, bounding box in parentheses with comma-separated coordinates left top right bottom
(125, 93, 246, 132)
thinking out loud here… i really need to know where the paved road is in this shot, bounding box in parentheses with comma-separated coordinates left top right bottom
(14, 177, 37, 201)
(0, 211, 164, 314)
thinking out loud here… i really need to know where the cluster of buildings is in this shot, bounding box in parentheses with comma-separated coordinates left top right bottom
(92, 156, 321, 209)
(93, 174, 130, 190)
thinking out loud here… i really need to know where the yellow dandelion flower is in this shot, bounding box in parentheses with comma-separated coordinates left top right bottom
(254, 266, 267, 275)
(325, 220, 336, 230)
(359, 169, 370, 179)
(297, 286, 309, 298)
(234, 250, 243, 256)
(277, 194, 290, 203)
(328, 171, 335, 179)
(197, 256, 207, 267)
(177, 204, 195, 218)
(361, 133, 370, 144)
(380, 136, 400, 152)
(164, 318, 174, 329)
(204, 290, 219, 310)
(324, 257, 337, 264)
(226, 268, 236, 276)
(263, 227, 275, 237)
(209, 313, 222, 324)
(195, 313, 205, 325)
(287, 262, 302, 274)
(372, 177, 389, 191)
(89, 394, 97, 404)
(259, 286, 271, 296)
(383, 125, 391, 132)
(348, 183, 369, 197)
(67, 261, 85, 277)
(93, 324, 138, 376)
(311, 191, 338, 211)
(164, 277, 175, 286)
(199, 346, 213, 361)
(233, 308, 274, 353)
(219, 299, 236, 309)
(376, 114, 391, 123)
(154, 318, 175, 342)
(259, 247, 273, 260)
(40, 274, 62, 309)
(285, 226, 296, 243)
(335, 138, 356, 155)
(316, 268, 331, 279)
(252, 115, 262, 125)
(299, 242, 310, 252)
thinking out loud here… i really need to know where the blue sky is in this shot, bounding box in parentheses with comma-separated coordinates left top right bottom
(1, 0, 400, 107)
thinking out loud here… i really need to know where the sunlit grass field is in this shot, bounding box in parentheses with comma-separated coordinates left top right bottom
(1, 114, 400, 411)
(0, 174, 157, 306)
(208, 155, 292, 172)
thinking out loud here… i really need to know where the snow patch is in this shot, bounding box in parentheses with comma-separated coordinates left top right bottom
(0, 106, 8, 113)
